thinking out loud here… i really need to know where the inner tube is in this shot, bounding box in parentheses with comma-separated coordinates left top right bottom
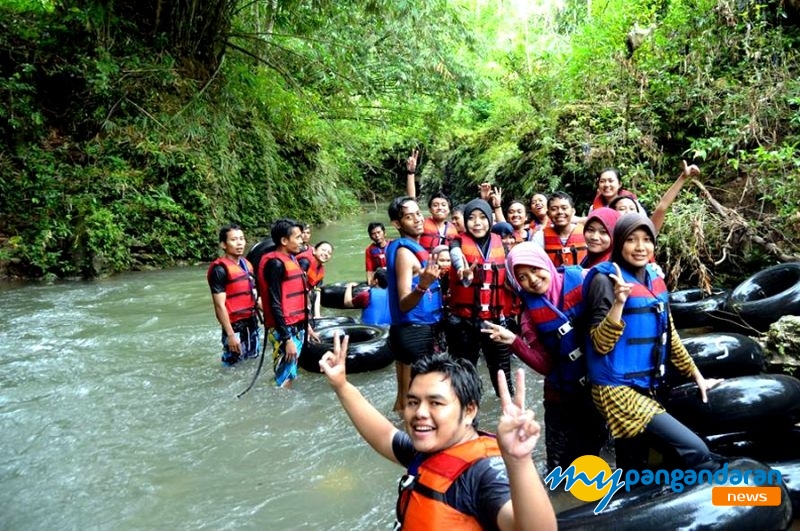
(556, 457, 792, 530)
(725, 262, 800, 332)
(320, 282, 370, 310)
(669, 288, 730, 330)
(707, 427, 800, 516)
(310, 315, 358, 330)
(299, 324, 392, 374)
(664, 374, 800, 436)
(666, 333, 765, 384)
(245, 237, 275, 269)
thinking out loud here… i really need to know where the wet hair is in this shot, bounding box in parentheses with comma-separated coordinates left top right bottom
(410, 353, 482, 428)
(547, 190, 575, 208)
(373, 267, 388, 289)
(388, 196, 417, 222)
(598, 167, 621, 182)
(218, 224, 243, 243)
(427, 191, 451, 209)
(270, 218, 303, 245)
(314, 240, 333, 251)
(367, 222, 385, 235)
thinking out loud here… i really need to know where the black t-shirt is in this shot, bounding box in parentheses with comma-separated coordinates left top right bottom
(391, 431, 509, 531)
(209, 265, 229, 294)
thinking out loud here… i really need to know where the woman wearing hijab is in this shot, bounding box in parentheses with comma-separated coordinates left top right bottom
(581, 207, 621, 269)
(447, 199, 514, 397)
(582, 214, 722, 472)
(482, 242, 607, 472)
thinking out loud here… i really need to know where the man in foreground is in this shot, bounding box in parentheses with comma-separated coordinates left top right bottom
(319, 333, 557, 531)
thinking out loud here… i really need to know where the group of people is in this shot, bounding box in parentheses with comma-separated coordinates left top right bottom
(208, 219, 337, 388)
(208, 153, 716, 529)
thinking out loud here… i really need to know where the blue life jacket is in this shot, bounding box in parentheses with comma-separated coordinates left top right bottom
(583, 262, 670, 389)
(361, 287, 391, 326)
(520, 266, 587, 393)
(386, 238, 442, 325)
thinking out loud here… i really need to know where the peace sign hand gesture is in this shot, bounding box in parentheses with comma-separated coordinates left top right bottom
(406, 149, 420, 174)
(319, 331, 350, 390)
(608, 262, 633, 304)
(496, 369, 541, 459)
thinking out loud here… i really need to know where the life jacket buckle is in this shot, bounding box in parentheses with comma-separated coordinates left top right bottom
(655, 302, 665, 313)
(482, 263, 492, 271)
(481, 282, 491, 291)
(480, 303, 490, 313)
(579, 376, 588, 386)
(557, 321, 573, 337)
(562, 247, 572, 254)
(567, 348, 583, 361)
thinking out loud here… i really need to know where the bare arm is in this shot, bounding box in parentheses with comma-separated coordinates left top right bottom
(320, 334, 400, 463)
(495, 369, 558, 531)
(405, 149, 419, 199)
(396, 246, 439, 313)
(651, 160, 699, 231)
(343, 283, 356, 308)
(211, 292, 241, 353)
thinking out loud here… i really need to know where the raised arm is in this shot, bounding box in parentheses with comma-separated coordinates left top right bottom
(651, 160, 699, 231)
(405, 149, 419, 199)
(495, 369, 557, 531)
(320, 333, 400, 463)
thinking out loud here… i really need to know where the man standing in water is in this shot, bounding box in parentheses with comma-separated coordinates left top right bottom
(257, 218, 318, 388)
(385, 196, 443, 412)
(319, 333, 557, 531)
(405, 149, 458, 251)
(207, 224, 260, 366)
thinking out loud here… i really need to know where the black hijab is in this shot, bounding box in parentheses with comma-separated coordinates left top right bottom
(611, 214, 657, 273)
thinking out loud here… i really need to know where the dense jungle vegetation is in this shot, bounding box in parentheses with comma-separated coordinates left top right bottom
(1, 0, 799, 287)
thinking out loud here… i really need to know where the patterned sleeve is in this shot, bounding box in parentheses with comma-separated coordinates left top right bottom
(668, 314, 697, 377)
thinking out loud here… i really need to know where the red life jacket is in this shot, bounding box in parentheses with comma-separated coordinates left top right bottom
(396, 436, 501, 531)
(257, 251, 308, 327)
(365, 241, 390, 271)
(419, 218, 458, 252)
(543, 225, 588, 267)
(448, 234, 508, 320)
(207, 257, 257, 324)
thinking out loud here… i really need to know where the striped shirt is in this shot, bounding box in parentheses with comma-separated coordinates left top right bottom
(589, 315, 697, 438)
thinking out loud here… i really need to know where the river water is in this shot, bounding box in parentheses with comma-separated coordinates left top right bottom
(0, 204, 550, 530)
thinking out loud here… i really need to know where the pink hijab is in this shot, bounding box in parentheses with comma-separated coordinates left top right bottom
(505, 242, 563, 305)
(582, 207, 621, 268)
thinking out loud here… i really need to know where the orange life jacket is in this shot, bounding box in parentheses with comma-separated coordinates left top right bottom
(257, 251, 307, 327)
(542, 225, 588, 267)
(396, 436, 501, 531)
(296, 247, 325, 288)
(207, 257, 257, 324)
(448, 234, 508, 320)
(419, 217, 458, 252)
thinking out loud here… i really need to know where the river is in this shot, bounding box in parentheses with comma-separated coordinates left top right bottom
(0, 204, 547, 530)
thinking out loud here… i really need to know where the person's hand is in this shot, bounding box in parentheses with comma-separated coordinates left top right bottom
(608, 262, 633, 304)
(694, 371, 723, 403)
(490, 186, 503, 209)
(680, 159, 701, 179)
(406, 149, 419, 174)
(227, 332, 242, 354)
(480, 321, 516, 345)
(285, 338, 298, 363)
(418, 255, 440, 289)
(319, 332, 350, 390)
(458, 261, 478, 286)
(496, 369, 541, 459)
(307, 326, 321, 344)
(478, 182, 492, 201)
